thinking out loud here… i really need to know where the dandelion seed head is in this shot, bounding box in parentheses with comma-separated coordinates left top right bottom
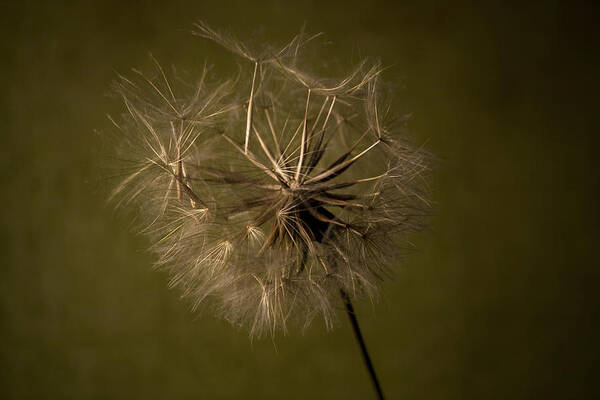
(108, 22, 431, 337)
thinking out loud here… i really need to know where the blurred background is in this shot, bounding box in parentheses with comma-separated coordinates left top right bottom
(1, 1, 598, 398)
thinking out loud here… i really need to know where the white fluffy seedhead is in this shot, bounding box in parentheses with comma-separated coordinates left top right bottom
(109, 23, 431, 337)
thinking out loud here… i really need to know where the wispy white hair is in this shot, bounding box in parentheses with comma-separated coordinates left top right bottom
(109, 22, 431, 337)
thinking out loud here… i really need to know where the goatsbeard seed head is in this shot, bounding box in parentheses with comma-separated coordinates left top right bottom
(108, 22, 431, 337)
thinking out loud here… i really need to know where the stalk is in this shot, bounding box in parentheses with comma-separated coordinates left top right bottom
(340, 289, 385, 400)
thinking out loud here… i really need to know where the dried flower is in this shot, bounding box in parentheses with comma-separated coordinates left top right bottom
(108, 23, 430, 337)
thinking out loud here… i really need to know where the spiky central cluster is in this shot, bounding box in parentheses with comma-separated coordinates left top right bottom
(253, 174, 351, 252)
(220, 90, 383, 255)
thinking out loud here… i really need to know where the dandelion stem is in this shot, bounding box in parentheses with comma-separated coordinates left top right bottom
(340, 289, 385, 400)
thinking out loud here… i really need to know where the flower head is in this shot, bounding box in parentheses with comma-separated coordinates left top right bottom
(109, 23, 430, 337)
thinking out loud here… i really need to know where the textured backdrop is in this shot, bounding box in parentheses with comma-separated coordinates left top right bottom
(1, 1, 598, 399)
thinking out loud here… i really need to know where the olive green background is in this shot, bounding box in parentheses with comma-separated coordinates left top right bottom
(2, 1, 598, 399)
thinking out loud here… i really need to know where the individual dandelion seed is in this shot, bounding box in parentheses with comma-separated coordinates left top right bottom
(108, 22, 431, 400)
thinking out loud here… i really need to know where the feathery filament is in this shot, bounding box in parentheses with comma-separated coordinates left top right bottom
(109, 23, 431, 337)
